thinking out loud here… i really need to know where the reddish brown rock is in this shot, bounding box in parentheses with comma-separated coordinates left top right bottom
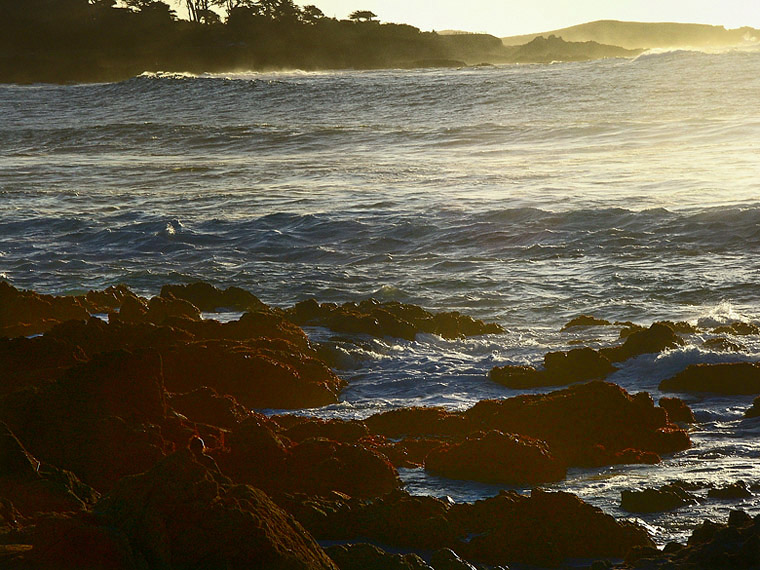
(459, 489, 654, 567)
(659, 397, 696, 423)
(660, 362, 760, 395)
(602, 322, 685, 363)
(713, 322, 760, 336)
(490, 347, 616, 389)
(280, 417, 370, 444)
(0, 350, 172, 491)
(287, 298, 504, 341)
(621, 484, 700, 513)
(425, 430, 566, 485)
(80, 284, 136, 314)
(561, 315, 611, 330)
(168, 387, 250, 429)
(285, 490, 456, 551)
(326, 543, 432, 570)
(97, 449, 338, 570)
(0, 336, 87, 395)
(0, 423, 99, 518)
(160, 281, 265, 312)
(161, 339, 344, 410)
(465, 381, 690, 466)
(703, 336, 744, 352)
(285, 437, 400, 499)
(364, 406, 469, 438)
(109, 294, 201, 326)
(0, 282, 89, 338)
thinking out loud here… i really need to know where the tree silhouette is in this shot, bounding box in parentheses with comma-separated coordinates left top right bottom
(300, 4, 324, 24)
(349, 10, 377, 22)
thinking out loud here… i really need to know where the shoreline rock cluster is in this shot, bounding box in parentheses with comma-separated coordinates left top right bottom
(0, 281, 758, 569)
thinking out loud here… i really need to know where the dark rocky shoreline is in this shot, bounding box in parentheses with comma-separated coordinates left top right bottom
(1, 281, 760, 569)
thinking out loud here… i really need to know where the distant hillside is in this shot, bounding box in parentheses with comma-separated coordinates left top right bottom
(502, 20, 760, 50)
(504, 35, 640, 63)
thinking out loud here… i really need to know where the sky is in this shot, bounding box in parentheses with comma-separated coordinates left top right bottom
(305, 0, 760, 37)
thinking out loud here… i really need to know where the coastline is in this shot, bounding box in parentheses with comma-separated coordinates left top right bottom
(2, 281, 760, 568)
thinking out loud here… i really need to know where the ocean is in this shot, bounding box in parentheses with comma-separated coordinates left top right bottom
(2, 48, 760, 547)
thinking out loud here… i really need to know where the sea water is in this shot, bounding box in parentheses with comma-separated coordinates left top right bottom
(2, 49, 760, 545)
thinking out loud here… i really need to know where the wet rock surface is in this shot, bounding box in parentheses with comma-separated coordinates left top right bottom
(285, 298, 504, 340)
(660, 362, 760, 395)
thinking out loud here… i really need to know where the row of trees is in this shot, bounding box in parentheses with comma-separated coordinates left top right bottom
(119, 0, 376, 26)
(0, 0, 505, 83)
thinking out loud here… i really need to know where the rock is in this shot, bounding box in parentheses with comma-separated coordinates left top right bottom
(287, 489, 456, 551)
(424, 430, 566, 485)
(621, 484, 700, 513)
(459, 489, 654, 567)
(286, 298, 504, 341)
(561, 315, 611, 330)
(326, 543, 432, 570)
(465, 382, 690, 467)
(489, 364, 546, 389)
(280, 418, 370, 444)
(543, 347, 617, 382)
(0, 423, 99, 517)
(0, 282, 89, 338)
(160, 281, 265, 312)
(713, 322, 760, 336)
(97, 448, 338, 570)
(168, 387, 250, 429)
(16, 512, 138, 570)
(284, 437, 400, 498)
(80, 284, 136, 314)
(0, 350, 172, 491)
(364, 406, 469, 438)
(744, 396, 760, 418)
(490, 348, 616, 389)
(659, 397, 696, 423)
(660, 362, 760, 395)
(218, 417, 399, 499)
(626, 511, 760, 570)
(430, 548, 477, 570)
(708, 482, 752, 500)
(0, 336, 87, 395)
(703, 337, 744, 352)
(108, 294, 148, 324)
(160, 339, 345, 409)
(658, 321, 699, 334)
(601, 322, 684, 363)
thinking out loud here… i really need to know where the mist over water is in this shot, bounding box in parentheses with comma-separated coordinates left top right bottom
(2, 50, 760, 545)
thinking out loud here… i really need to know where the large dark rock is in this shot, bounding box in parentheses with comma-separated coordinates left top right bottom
(601, 322, 684, 363)
(0, 423, 98, 518)
(160, 338, 345, 409)
(459, 489, 654, 567)
(284, 490, 456, 551)
(623, 510, 760, 569)
(0, 282, 89, 338)
(217, 416, 400, 499)
(659, 397, 696, 423)
(490, 347, 616, 389)
(0, 350, 171, 491)
(160, 282, 265, 312)
(0, 336, 87, 395)
(425, 430, 566, 485)
(326, 543, 432, 570)
(97, 448, 338, 570)
(660, 362, 760, 395)
(364, 406, 469, 438)
(168, 387, 250, 429)
(286, 298, 504, 341)
(621, 484, 700, 513)
(465, 381, 690, 467)
(561, 315, 611, 330)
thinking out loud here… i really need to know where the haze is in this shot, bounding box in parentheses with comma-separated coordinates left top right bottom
(307, 0, 760, 36)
